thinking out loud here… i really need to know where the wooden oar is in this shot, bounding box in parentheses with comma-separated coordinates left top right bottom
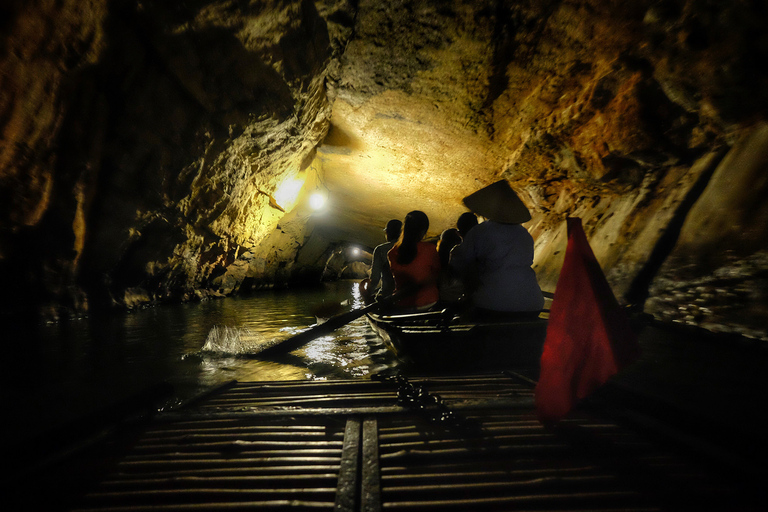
(254, 288, 413, 357)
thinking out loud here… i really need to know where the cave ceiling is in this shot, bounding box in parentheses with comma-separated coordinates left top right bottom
(2, 0, 768, 339)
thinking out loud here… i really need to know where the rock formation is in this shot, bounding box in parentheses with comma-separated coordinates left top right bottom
(2, 0, 767, 339)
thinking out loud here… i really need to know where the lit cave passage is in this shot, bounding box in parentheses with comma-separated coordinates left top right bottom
(2, 0, 768, 340)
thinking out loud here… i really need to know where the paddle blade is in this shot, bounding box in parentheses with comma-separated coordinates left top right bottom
(254, 287, 412, 357)
(535, 217, 640, 423)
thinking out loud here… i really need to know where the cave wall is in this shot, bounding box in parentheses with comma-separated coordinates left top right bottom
(488, 0, 768, 338)
(1, 0, 352, 320)
(315, 0, 768, 338)
(2, 0, 768, 338)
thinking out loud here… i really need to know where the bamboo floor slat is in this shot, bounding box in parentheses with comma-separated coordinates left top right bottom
(15, 372, 766, 512)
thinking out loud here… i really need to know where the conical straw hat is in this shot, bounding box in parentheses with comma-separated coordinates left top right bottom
(462, 180, 532, 224)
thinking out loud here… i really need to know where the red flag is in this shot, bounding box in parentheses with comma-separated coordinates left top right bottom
(535, 217, 640, 423)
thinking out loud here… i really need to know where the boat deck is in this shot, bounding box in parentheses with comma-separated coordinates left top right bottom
(14, 372, 766, 511)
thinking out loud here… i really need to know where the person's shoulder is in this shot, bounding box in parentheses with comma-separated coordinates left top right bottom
(506, 223, 531, 235)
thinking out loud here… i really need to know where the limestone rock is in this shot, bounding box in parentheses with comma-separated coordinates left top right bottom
(2, 0, 768, 339)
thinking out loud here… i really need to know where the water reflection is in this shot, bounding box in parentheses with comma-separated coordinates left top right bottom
(8, 281, 401, 442)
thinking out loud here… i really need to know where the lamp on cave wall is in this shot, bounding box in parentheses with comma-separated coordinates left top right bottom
(272, 164, 328, 214)
(309, 191, 327, 211)
(346, 245, 372, 265)
(304, 163, 330, 213)
(274, 173, 306, 212)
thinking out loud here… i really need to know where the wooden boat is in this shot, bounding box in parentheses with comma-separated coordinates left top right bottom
(17, 373, 765, 511)
(366, 307, 549, 372)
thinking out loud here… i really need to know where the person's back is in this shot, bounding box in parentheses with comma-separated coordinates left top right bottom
(387, 211, 440, 309)
(369, 219, 402, 298)
(370, 241, 396, 297)
(450, 220, 543, 312)
(388, 241, 440, 308)
(436, 228, 464, 304)
(449, 180, 544, 315)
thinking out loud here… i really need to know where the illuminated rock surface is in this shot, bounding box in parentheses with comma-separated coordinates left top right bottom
(1, 0, 767, 338)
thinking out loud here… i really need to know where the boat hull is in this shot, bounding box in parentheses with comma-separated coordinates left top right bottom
(366, 310, 548, 373)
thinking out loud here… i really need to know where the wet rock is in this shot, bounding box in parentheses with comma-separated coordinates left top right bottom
(340, 261, 369, 280)
(1, 0, 768, 341)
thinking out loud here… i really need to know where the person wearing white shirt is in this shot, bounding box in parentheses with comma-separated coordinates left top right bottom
(369, 219, 402, 298)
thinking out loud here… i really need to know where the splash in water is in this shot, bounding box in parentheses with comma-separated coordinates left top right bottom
(202, 325, 269, 355)
(201, 324, 312, 356)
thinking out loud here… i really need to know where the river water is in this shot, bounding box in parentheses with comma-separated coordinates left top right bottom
(8, 279, 766, 448)
(8, 280, 403, 442)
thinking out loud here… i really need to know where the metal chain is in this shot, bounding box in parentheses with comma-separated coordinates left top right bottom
(373, 373, 482, 435)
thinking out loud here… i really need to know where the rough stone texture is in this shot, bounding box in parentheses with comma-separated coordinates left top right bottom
(1, 0, 346, 320)
(647, 123, 768, 338)
(2, 0, 768, 339)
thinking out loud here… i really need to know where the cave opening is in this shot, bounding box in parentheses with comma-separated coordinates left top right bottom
(4, 3, 768, 507)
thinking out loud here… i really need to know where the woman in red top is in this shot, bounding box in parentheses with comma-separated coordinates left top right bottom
(387, 210, 441, 309)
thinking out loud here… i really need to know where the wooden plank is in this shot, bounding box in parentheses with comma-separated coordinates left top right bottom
(333, 418, 360, 512)
(382, 474, 621, 494)
(379, 443, 572, 461)
(72, 499, 334, 511)
(155, 408, 402, 422)
(381, 490, 647, 509)
(171, 380, 239, 409)
(105, 465, 342, 479)
(128, 439, 344, 453)
(98, 474, 339, 489)
(141, 425, 329, 436)
(200, 395, 397, 408)
(361, 417, 381, 512)
(41, 371, 763, 512)
(82, 487, 337, 501)
(202, 392, 397, 402)
(116, 456, 342, 471)
(154, 399, 534, 421)
(380, 465, 602, 483)
(378, 433, 559, 452)
(122, 449, 344, 461)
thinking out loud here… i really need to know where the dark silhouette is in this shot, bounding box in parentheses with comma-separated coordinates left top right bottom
(451, 181, 543, 317)
(457, 212, 478, 238)
(437, 228, 464, 304)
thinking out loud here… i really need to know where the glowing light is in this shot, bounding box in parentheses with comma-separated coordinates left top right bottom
(274, 174, 306, 211)
(351, 247, 360, 256)
(351, 280, 362, 307)
(309, 192, 326, 211)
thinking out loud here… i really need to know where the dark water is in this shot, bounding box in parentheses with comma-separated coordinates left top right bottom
(7, 281, 402, 442)
(7, 279, 767, 448)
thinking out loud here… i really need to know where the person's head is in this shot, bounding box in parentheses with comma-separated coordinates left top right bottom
(384, 219, 402, 242)
(395, 210, 429, 265)
(456, 212, 478, 237)
(437, 228, 462, 266)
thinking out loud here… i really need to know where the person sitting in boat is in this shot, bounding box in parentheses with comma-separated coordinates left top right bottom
(449, 180, 544, 319)
(365, 218, 402, 301)
(387, 210, 441, 310)
(456, 211, 478, 238)
(436, 228, 464, 304)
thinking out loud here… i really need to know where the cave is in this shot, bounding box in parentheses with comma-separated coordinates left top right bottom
(3, 0, 768, 339)
(4, 1, 768, 509)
